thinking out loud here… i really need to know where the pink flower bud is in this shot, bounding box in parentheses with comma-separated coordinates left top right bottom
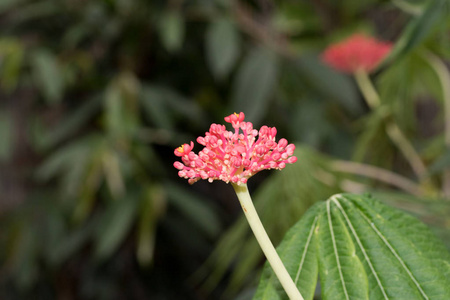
(174, 112, 297, 184)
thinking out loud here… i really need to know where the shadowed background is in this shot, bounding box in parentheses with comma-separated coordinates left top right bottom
(1, 0, 449, 299)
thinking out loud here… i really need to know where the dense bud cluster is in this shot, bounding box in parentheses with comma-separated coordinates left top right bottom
(174, 112, 297, 185)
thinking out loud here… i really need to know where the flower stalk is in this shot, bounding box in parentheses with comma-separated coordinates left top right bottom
(173, 112, 299, 297)
(422, 51, 450, 196)
(232, 183, 303, 300)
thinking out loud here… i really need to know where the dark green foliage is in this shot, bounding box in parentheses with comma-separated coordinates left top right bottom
(1, 0, 449, 299)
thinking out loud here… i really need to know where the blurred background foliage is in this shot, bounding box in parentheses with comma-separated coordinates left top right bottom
(0, 0, 449, 299)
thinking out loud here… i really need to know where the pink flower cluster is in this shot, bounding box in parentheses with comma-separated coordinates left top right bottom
(322, 34, 392, 73)
(174, 112, 297, 185)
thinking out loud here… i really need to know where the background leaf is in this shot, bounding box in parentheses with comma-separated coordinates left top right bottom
(0, 110, 13, 160)
(158, 10, 185, 53)
(94, 195, 138, 260)
(383, 0, 449, 65)
(230, 47, 278, 124)
(31, 49, 64, 104)
(206, 18, 240, 79)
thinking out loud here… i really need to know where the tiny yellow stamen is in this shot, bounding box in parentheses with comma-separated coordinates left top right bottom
(234, 112, 239, 117)
(177, 145, 184, 153)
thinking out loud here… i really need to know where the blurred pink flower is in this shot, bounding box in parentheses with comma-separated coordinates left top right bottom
(174, 112, 297, 185)
(322, 34, 392, 73)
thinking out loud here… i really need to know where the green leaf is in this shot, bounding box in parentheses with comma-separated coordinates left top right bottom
(253, 203, 321, 300)
(230, 47, 278, 124)
(383, 0, 448, 65)
(158, 11, 184, 53)
(141, 84, 206, 129)
(37, 96, 101, 150)
(94, 195, 138, 260)
(164, 182, 221, 238)
(0, 0, 24, 13)
(318, 200, 369, 300)
(140, 85, 174, 129)
(293, 55, 361, 115)
(104, 74, 140, 137)
(429, 148, 450, 175)
(0, 38, 24, 91)
(31, 49, 65, 104)
(0, 110, 13, 160)
(254, 193, 450, 299)
(206, 18, 240, 79)
(136, 184, 166, 266)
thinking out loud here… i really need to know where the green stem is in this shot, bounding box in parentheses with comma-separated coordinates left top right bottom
(422, 51, 450, 196)
(354, 69, 380, 109)
(332, 160, 424, 196)
(354, 69, 427, 179)
(232, 183, 303, 300)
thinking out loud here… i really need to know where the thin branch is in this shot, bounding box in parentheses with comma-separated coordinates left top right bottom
(331, 160, 424, 196)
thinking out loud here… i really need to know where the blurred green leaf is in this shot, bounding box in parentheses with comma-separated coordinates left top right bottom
(94, 195, 138, 260)
(293, 55, 361, 115)
(165, 182, 221, 238)
(206, 18, 240, 79)
(231, 47, 278, 124)
(158, 10, 185, 53)
(137, 184, 166, 266)
(35, 138, 90, 182)
(141, 84, 206, 129)
(48, 219, 95, 266)
(105, 80, 125, 136)
(384, 0, 448, 65)
(104, 73, 140, 137)
(36, 96, 101, 150)
(0, 110, 13, 160)
(101, 149, 125, 199)
(140, 85, 174, 130)
(0, 0, 24, 13)
(10, 1, 59, 24)
(31, 49, 65, 104)
(429, 148, 450, 176)
(0, 38, 24, 91)
(290, 98, 330, 147)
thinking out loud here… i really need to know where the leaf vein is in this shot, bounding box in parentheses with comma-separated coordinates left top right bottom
(327, 200, 350, 300)
(357, 207, 429, 300)
(332, 196, 389, 300)
(294, 216, 318, 285)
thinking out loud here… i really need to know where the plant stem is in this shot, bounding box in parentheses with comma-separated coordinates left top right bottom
(354, 69, 427, 179)
(332, 160, 424, 196)
(354, 69, 380, 109)
(232, 183, 303, 300)
(422, 51, 450, 196)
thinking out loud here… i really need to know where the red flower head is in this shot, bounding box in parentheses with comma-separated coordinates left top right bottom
(322, 34, 392, 74)
(174, 112, 297, 185)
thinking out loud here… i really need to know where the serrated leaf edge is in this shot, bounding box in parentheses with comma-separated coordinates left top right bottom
(294, 215, 318, 285)
(331, 195, 389, 300)
(346, 196, 429, 299)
